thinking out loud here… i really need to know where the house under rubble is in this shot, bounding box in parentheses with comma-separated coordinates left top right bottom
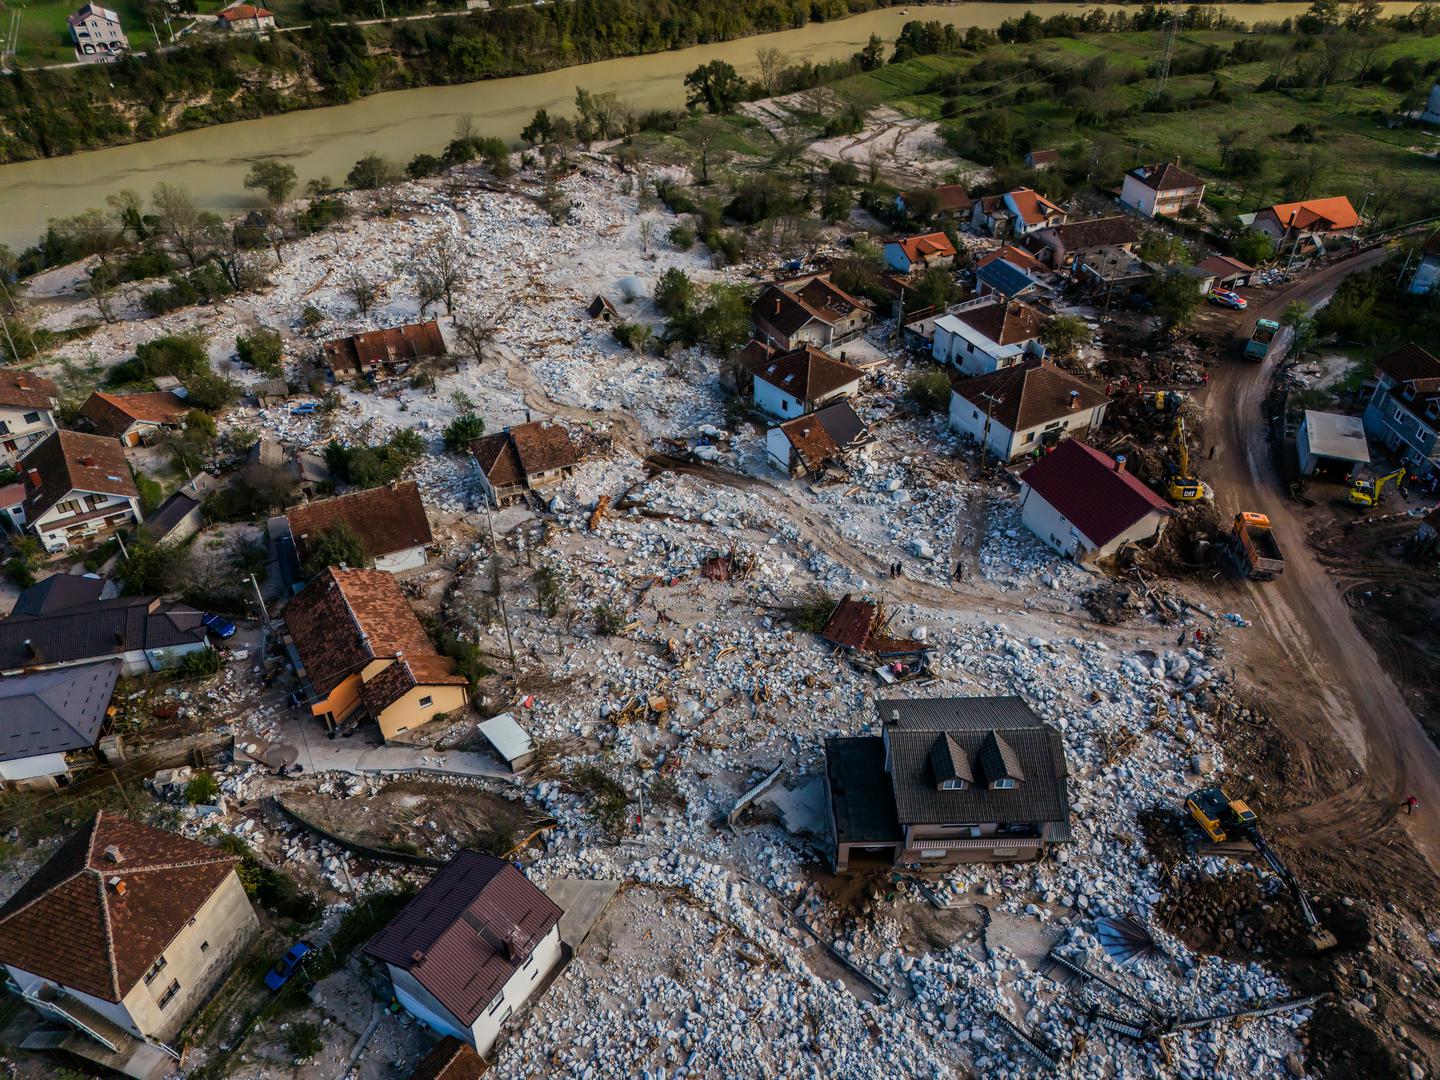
(819, 594, 930, 681)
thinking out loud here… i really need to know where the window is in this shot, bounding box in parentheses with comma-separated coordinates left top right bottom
(1023, 432, 1035, 444)
(991, 778, 1016, 790)
(144, 955, 167, 986)
(939, 779, 967, 791)
(780, 400, 788, 413)
(157, 980, 181, 1010)
(22, 412, 40, 424)
(487, 991, 505, 1015)
(418, 696, 433, 708)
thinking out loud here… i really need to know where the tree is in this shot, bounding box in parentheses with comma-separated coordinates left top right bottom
(684, 60, 745, 114)
(533, 564, 566, 617)
(443, 413, 486, 453)
(244, 161, 298, 206)
(406, 154, 443, 179)
(1281, 151, 1322, 202)
(302, 521, 369, 577)
(755, 47, 785, 95)
(236, 328, 284, 375)
(612, 322, 653, 353)
(1232, 230, 1275, 267)
(685, 120, 730, 185)
(86, 266, 120, 325)
(1039, 316, 1090, 359)
(521, 107, 555, 146)
(654, 268, 696, 318)
(184, 771, 221, 804)
(411, 234, 466, 316)
(906, 367, 952, 413)
(1281, 300, 1317, 357)
(1228, 146, 1267, 204)
(120, 539, 182, 595)
(453, 307, 499, 363)
(344, 268, 380, 316)
(1147, 272, 1203, 331)
(858, 33, 885, 71)
(347, 153, 396, 191)
(151, 184, 212, 268)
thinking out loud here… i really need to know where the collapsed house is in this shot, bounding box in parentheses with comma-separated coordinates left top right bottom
(818, 594, 930, 682)
(766, 401, 871, 478)
(322, 321, 447, 382)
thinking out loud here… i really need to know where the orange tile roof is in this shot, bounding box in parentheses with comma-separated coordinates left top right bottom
(80, 391, 189, 437)
(1007, 189, 1064, 226)
(977, 245, 1046, 274)
(895, 232, 958, 264)
(1266, 196, 1359, 233)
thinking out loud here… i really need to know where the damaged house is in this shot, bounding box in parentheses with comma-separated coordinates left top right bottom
(470, 420, 582, 506)
(948, 359, 1110, 462)
(4, 431, 142, 553)
(819, 594, 930, 681)
(284, 480, 434, 574)
(766, 401, 871, 478)
(751, 348, 865, 420)
(323, 321, 447, 382)
(824, 696, 1072, 871)
(79, 391, 191, 447)
(0, 368, 59, 469)
(1019, 438, 1173, 562)
(751, 275, 872, 352)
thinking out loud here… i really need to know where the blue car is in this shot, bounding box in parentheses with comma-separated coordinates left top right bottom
(290, 402, 319, 416)
(201, 613, 237, 639)
(264, 941, 315, 991)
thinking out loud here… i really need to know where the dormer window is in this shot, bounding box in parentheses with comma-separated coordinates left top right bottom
(977, 730, 1025, 790)
(928, 733, 972, 791)
(991, 778, 1016, 790)
(939, 778, 967, 791)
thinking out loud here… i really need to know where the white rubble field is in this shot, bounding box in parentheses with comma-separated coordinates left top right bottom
(23, 161, 1307, 1079)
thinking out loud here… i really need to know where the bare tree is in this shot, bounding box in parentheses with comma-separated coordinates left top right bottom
(345, 268, 381, 317)
(755, 47, 785, 96)
(453, 306, 500, 363)
(411, 234, 466, 315)
(151, 184, 211, 267)
(639, 217, 655, 254)
(86, 271, 119, 325)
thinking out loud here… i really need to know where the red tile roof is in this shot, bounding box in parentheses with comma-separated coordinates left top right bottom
(977, 245, 1046, 274)
(470, 421, 581, 489)
(219, 2, 272, 18)
(409, 1037, 490, 1080)
(1129, 162, 1204, 192)
(903, 185, 973, 213)
(1027, 148, 1061, 166)
(286, 481, 432, 565)
(18, 430, 138, 523)
(952, 360, 1108, 433)
(365, 851, 561, 1026)
(80, 391, 189, 438)
(0, 812, 238, 1003)
(323, 321, 446, 376)
(1007, 189, 1064, 226)
(955, 300, 1047, 348)
(0, 369, 58, 412)
(1196, 254, 1254, 278)
(820, 595, 875, 650)
(1021, 438, 1171, 547)
(1264, 196, 1359, 233)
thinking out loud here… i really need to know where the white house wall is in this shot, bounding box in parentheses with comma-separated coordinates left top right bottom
(764, 427, 795, 473)
(0, 753, 70, 785)
(469, 925, 562, 1055)
(1020, 485, 1165, 561)
(373, 545, 428, 573)
(389, 966, 471, 1043)
(754, 379, 803, 419)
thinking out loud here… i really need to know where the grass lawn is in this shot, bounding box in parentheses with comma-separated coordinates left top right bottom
(9, 0, 162, 65)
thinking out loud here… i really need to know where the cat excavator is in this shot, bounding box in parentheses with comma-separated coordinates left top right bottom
(1184, 786, 1337, 953)
(1165, 416, 1212, 502)
(1348, 467, 1405, 507)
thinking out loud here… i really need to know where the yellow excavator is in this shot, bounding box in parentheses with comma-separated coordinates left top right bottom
(1348, 467, 1405, 507)
(1185, 786, 1338, 953)
(1165, 417, 1211, 502)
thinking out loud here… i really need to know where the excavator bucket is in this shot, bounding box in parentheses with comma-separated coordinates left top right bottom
(1307, 928, 1338, 953)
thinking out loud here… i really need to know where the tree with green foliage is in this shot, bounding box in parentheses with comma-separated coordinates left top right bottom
(654, 268, 696, 318)
(184, 770, 221, 803)
(323, 429, 425, 489)
(134, 334, 210, 380)
(121, 539, 183, 596)
(612, 322, 653, 353)
(1282, 300, 1318, 357)
(406, 154, 444, 179)
(443, 413, 486, 453)
(906, 366, 953, 413)
(347, 153, 397, 191)
(533, 563, 566, 617)
(909, 266, 958, 316)
(684, 60, 745, 114)
(302, 521, 370, 577)
(244, 161, 298, 206)
(1039, 316, 1090, 359)
(236, 327, 284, 375)
(521, 107, 555, 146)
(1232, 230, 1275, 267)
(1147, 271, 1203, 331)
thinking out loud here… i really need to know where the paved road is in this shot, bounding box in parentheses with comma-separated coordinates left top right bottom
(1202, 246, 1440, 879)
(271, 712, 513, 780)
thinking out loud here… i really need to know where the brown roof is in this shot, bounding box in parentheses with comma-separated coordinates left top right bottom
(1042, 217, 1140, 252)
(287, 481, 433, 565)
(409, 1038, 490, 1080)
(18, 430, 138, 523)
(1196, 254, 1253, 278)
(754, 275, 868, 340)
(470, 421, 581, 488)
(0, 369, 58, 412)
(0, 811, 238, 1003)
(323, 321, 446, 375)
(79, 391, 190, 438)
(1006, 189, 1064, 226)
(283, 568, 463, 704)
(1027, 148, 1061, 166)
(1263, 196, 1359, 234)
(365, 850, 562, 1026)
(952, 359, 1108, 433)
(1129, 162, 1204, 192)
(903, 185, 972, 213)
(1375, 343, 1440, 391)
(775, 401, 870, 471)
(820, 595, 875, 650)
(754, 348, 864, 405)
(955, 300, 1047, 348)
(219, 1, 272, 17)
(977, 245, 1046, 274)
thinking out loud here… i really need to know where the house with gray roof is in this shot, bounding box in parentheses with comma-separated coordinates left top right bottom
(823, 696, 1071, 871)
(0, 661, 120, 790)
(0, 595, 210, 676)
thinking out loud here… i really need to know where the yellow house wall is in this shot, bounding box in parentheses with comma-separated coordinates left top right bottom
(376, 684, 468, 741)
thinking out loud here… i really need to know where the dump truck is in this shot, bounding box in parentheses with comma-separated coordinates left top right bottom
(1242, 318, 1291, 362)
(1227, 512, 1284, 580)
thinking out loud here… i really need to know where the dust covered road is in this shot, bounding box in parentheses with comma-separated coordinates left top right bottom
(1203, 246, 1440, 880)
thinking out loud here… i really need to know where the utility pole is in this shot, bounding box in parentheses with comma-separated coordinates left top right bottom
(976, 389, 1005, 475)
(482, 498, 516, 671)
(247, 572, 272, 632)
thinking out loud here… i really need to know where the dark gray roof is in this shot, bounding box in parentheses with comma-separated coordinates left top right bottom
(977, 730, 1024, 783)
(878, 696, 1069, 827)
(144, 490, 201, 538)
(0, 661, 120, 762)
(928, 733, 972, 785)
(0, 597, 207, 671)
(813, 401, 869, 450)
(824, 737, 902, 844)
(10, 575, 106, 617)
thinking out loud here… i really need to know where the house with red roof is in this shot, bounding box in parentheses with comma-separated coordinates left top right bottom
(971, 188, 1066, 239)
(0, 368, 59, 468)
(364, 850, 563, 1054)
(1250, 196, 1360, 253)
(751, 274, 872, 351)
(932, 298, 1048, 376)
(216, 1, 275, 30)
(1019, 438, 1172, 562)
(751, 347, 865, 419)
(883, 231, 958, 274)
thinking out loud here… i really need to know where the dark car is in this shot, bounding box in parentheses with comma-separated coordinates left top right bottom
(201, 613, 237, 639)
(264, 941, 315, 992)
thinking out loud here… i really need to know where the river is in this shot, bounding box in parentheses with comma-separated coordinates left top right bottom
(0, 2, 1420, 249)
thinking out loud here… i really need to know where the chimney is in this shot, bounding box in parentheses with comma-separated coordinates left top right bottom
(26, 468, 41, 489)
(78, 455, 96, 467)
(887, 708, 900, 725)
(411, 949, 425, 964)
(1115, 454, 1127, 472)
(109, 877, 126, 896)
(774, 298, 781, 315)
(104, 845, 124, 863)
(1067, 390, 1080, 411)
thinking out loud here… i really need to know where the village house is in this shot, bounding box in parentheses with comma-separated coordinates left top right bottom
(285, 480, 433, 574)
(142, 489, 204, 547)
(1025, 148, 1061, 170)
(1196, 253, 1254, 291)
(1120, 162, 1206, 218)
(585, 295, 619, 322)
(971, 189, 1066, 239)
(67, 2, 128, 58)
(1028, 216, 1140, 275)
(8, 573, 109, 616)
(0, 661, 120, 790)
(1019, 438, 1173, 561)
(883, 232, 958, 275)
(407, 1037, 491, 1080)
(894, 185, 973, 224)
(323, 320, 447, 382)
(470, 420, 582, 507)
(931, 299, 1048, 376)
(766, 400, 871, 477)
(215, 1, 275, 30)
(751, 348, 865, 419)
(364, 850, 563, 1055)
(0, 369, 58, 469)
(0, 811, 259, 1078)
(283, 567, 468, 740)
(823, 696, 1072, 872)
(751, 275, 871, 352)
(1361, 342, 1440, 480)
(1249, 196, 1360, 253)
(5, 430, 142, 553)
(948, 359, 1110, 462)
(0, 591, 210, 676)
(79, 390, 191, 447)
(975, 254, 1044, 302)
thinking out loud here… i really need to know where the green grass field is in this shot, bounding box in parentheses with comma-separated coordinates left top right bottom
(7, 0, 161, 65)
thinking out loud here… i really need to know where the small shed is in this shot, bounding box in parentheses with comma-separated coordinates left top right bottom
(478, 712, 535, 770)
(253, 379, 290, 407)
(1298, 410, 1370, 477)
(586, 295, 619, 322)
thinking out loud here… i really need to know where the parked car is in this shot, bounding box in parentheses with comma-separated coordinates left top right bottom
(201, 613, 237, 639)
(264, 941, 315, 992)
(1208, 289, 1248, 310)
(290, 402, 319, 415)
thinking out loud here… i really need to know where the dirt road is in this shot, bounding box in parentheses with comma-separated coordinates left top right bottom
(1204, 247, 1440, 879)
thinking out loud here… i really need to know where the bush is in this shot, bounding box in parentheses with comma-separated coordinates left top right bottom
(906, 366, 953, 412)
(347, 152, 396, 190)
(593, 603, 626, 636)
(184, 771, 221, 804)
(323, 429, 425, 489)
(236, 328, 284, 375)
(218, 836, 322, 925)
(180, 647, 223, 680)
(297, 197, 350, 236)
(300, 304, 325, 328)
(569, 764, 631, 836)
(443, 413, 486, 453)
(654, 267, 695, 318)
(301, 521, 369, 577)
(406, 153, 443, 179)
(611, 322, 653, 353)
(533, 563, 566, 617)
(668, 223, 695, 250)
(285, 1023, 323, 1059)
(120, 540, 182, 595)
